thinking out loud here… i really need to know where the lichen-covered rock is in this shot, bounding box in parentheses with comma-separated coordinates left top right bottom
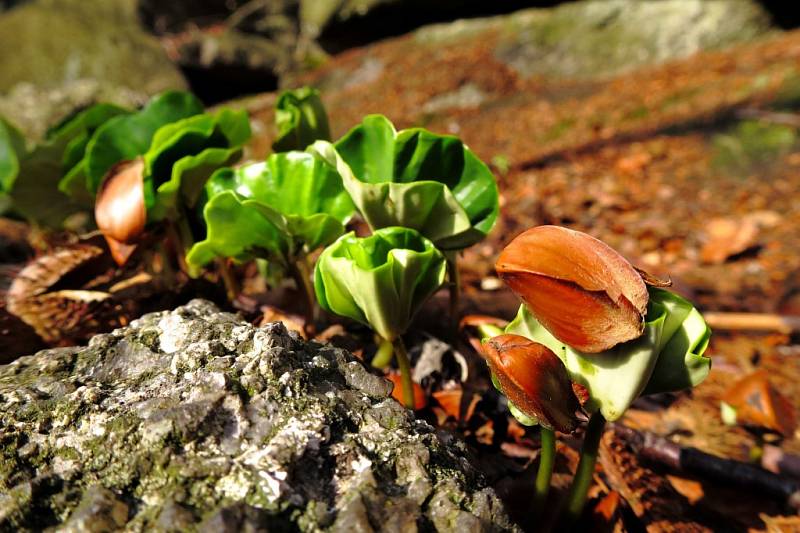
(0, 300, 517, 532)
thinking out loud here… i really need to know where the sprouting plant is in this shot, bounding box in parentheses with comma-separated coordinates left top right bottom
(95, 106, 251, 265)
(314, 227, 447, 408)
(486, 225, 711, 524)
(309, 115, 499, 325)
(272, 87, 331, 152)
(186, 150, 355, 317)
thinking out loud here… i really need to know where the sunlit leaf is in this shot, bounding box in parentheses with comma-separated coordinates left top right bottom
(272, 87, 331, 152)
(84, 91, 203, 194)
(314, 227, 446, 341)
(310, 114, 499, 250)
(506, 287, 710, 421)
(187, 151, 354, 272)
(143, 108, 251, 221)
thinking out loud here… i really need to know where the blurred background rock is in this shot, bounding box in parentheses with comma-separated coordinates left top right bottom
(0, 0, 792, 139)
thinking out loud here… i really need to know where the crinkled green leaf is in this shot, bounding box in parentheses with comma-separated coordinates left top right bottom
(0, 117, 25, 193)
(143, 109, 251, 220)
(314, 227, 446, 341)
(272, 87, 331, 152)
(185, 190, 288, 272)
(505, 287, 711, 421)
(642, 288, 712, 395)
(311, 115, 498, 250)
(187, 151, 354, 272)
(56, 103, 130, 204)
(84, 91, 203, 194)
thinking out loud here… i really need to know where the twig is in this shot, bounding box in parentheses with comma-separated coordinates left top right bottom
(703, 312, 800, 334)
(612, 424, 800, 509)
(735, 108, 800, 128)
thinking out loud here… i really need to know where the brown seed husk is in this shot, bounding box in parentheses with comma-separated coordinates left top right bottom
(496, 225, 648, 353)
(482, 334, 578, 433)
(95, 158, 147, 246)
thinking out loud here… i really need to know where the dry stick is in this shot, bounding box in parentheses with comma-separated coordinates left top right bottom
(703, 312, 800, 334)
(612, 424, 800, 509)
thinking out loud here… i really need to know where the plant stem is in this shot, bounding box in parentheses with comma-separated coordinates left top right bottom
(166, 221, 190, 274)
(446, 252, 460, 334)
(563, 411, 606, 524)
(533, 427, 556, 518)
(216, 258, 240, 301)
(392, 336, 415, 409)
(372, 337, 394, 368)
(290, 254, 317, 332)
(155, 241, 176, 288)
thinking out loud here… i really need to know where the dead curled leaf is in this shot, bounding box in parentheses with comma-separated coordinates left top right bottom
(722, 370, 797, 437)
(496, 225, 648, 353)
(700, 216, 759, 265)
(481, 334, 578, 433)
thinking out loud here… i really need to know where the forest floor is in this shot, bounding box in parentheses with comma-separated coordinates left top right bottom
(4, 25, 800, 532)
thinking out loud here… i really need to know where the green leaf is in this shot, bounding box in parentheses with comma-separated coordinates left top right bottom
(187, 151, 354, 271)
(185, 190, 289, 272)
(272, 87, 331, 152)
(505, 287, 711, 421)
(314, 227, 446, 341)
(9, 137, 85, 227)
(56, 103, 131, 204)
(84, 91, 203, 194)
(143, 108, 251, 220)
(0, 117, 25, 193)
(642, 288, 712, 395)
(489, 371, 540, 426)
(311, 114, 499, 250)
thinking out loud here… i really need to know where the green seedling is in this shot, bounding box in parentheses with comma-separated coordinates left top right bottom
(309, 115, 499, 324)
(314, 227, 446, 408)
(272, 87, 331, 152)
(187, 150, 354, 317)
(491, 225, 711, 524)
(95, 106, 251, 266)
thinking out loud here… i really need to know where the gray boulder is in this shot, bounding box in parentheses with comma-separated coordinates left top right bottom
(415, 0, 774, 79)
(0, 300, 517, 532)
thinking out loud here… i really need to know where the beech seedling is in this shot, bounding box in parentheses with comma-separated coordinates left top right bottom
(314, 227, 446, 408)
(494, 225, 711, 523)
(272, 87, 331, 152)
(187, 150, 355, 319)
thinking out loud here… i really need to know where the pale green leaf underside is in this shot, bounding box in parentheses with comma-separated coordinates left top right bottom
(314, 227, 446, 341)
(505, 287, 711, 421)
(187, 151, 353, 272)
(311, 114, 498, 250)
